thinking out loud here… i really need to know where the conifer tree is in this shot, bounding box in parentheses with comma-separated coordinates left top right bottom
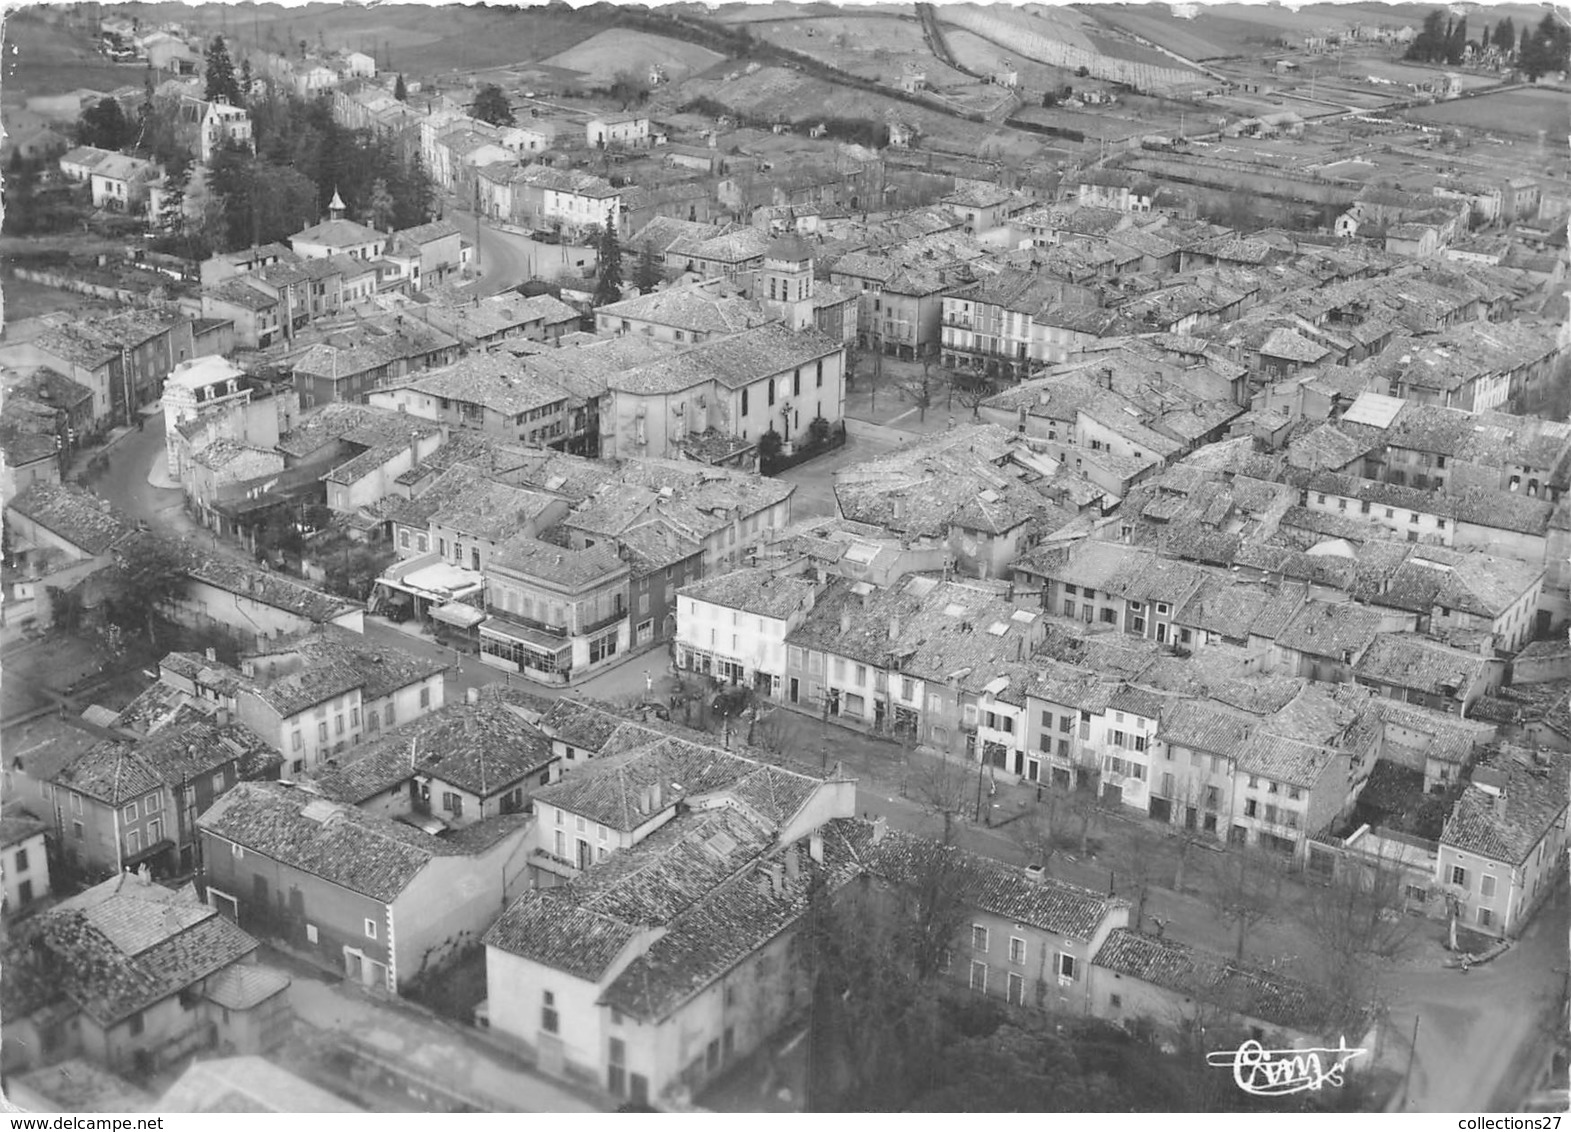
(205, 35, 242, 105)
(394, 74, 408, 101)
(593, 210, 623, 307)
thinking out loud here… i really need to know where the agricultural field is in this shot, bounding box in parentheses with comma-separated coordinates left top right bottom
(678, 64, 1049, 163)
(1086, 3, 1378, 61)
(154, 3, 602, 77)
(1404, 88, 1571, 139)
(541, 28, 727, 86)
(1354, 57, 1502, 91)
(941, 26, 1079, 90)
(1, 13, 143, 103)
(742, 13, 973, 87)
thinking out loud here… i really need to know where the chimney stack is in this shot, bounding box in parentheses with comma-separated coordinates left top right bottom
(466, 685, 480, 705)
(784, 846, 800, 880)
(871, 816, 888, 845)
(888, 615, 901, 641)
(809, 829, 823, 863)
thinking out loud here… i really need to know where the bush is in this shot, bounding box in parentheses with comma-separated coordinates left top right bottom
(808, 416, 831, 446)
(759, 428, 784, 461)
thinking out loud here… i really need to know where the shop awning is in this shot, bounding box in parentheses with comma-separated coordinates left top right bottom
(481, 616, 572, 655)
(432, 601, 486, 629)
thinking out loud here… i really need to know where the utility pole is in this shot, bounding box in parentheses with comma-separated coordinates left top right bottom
(1399, 1014, 1421, 1108)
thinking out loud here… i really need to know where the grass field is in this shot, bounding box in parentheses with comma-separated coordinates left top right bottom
(541, 28, 726, 85)
(1405, 88, 1571, 138)
(1, 12, 142, 102)
(747, 13, 973, 87)
(139, 3, 602, 78)
(1087, 2, 1380, 60)
(941, 26, 1078, 90)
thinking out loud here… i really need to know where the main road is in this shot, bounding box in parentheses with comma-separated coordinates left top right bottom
(444, 203, 548, 297)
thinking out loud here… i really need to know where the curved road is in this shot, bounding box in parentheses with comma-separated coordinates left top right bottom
(445, 204, 545, 297)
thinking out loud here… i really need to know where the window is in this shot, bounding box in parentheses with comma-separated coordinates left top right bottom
(1478, 906, 1494, 927)
(1059, 716, 1073, 734)
(971, 924, 988, 952)
(1110, 993, 1122, 1009)
(146, 793, 161, 812)
(364, 918, 379, 940)
(1063, 600, 1076, 618)
(148, 818, 162, 843)
(1480, 874, 1496, 899)
(318, 721, 329, 743)
(542, 990, 559, 1034)
(14, 847, 27, 873)
(292, 731, 303, 751)
(128, 1012, 144, 1037)
(335, 715, 344, 736)
(742, 389, 749, 415)
(1450, 865, 1469, 889)
(768, 379, 775, 406)
(385, 704, 395, 726)
(443, 791, 464, 818)
(969, 960, 988, 993)
(72, 820, 84, 840)
(1009, 937, 1026, 965)
(419, 686, 431, 708)
(1057, 953, 1077, 981)
(351, 707, 360, 727)
(816, 360, 823, 387)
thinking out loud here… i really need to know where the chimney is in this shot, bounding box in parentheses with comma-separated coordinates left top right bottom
(871, 816, 888, 845)
(466, 686, 480, 705)
(888, 615, 901, 641)
(784, 845, 800, 880)
(809, 829, 824, 863)
(652, 782, 663, 811)
(205, 647, 217, 662)
(766, 860, 785, 895)
(216, 707, 230, 726)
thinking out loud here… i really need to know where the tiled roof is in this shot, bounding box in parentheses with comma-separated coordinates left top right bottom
(609, 323, 840, 396)
(182, 549, 361, 624)
(533, 730, 821, 833)
(0, 810, 48, 850)
(491, 534, 627, 589)
(291, 218, 384, 248)
(394, 353, 576, 417)
(1353, 633, 1489, 695)
(864, 823, 1123, 941)
(200, 781, 451, 901)
(2, 874, 257, 1027)
(1233, 732, 1336, 789)
(1157, 699, 1254, 757)
(594, 284, 771, 335)
(7, 481, 134, 555)
(317, 695, 553, 801)
(1273, 599, 1384, 660)
(1440, 747, 1568, 865)
(678, 566, 817, 621)
(240, 625, 446, 717)
(1093, 929, 1324, 1034)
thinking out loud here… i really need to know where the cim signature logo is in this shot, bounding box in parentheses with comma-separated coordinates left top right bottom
(1206, 1038, 1369, 1097)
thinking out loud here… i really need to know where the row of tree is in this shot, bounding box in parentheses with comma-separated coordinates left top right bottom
(1407, 9, 1571, 78)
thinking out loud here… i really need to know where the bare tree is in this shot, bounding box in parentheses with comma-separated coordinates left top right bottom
(1008, 788, 1068, 875)
(949, 367, 998, 420)
(1104, 819, 1168, 933)
(1297, 845, 1421, 1032)
(1202, 844, 1286, 962)
(907, 746, 975, 845)
(1067, 773, 1107, 858)
(895, 355, 941, 423)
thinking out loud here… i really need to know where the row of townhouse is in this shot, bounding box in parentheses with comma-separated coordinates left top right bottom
(5, 308, 217, 428)
(474, 717, 1362, 1108)
(193, 210, 468, 349)
(370, 448, 795, 685)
